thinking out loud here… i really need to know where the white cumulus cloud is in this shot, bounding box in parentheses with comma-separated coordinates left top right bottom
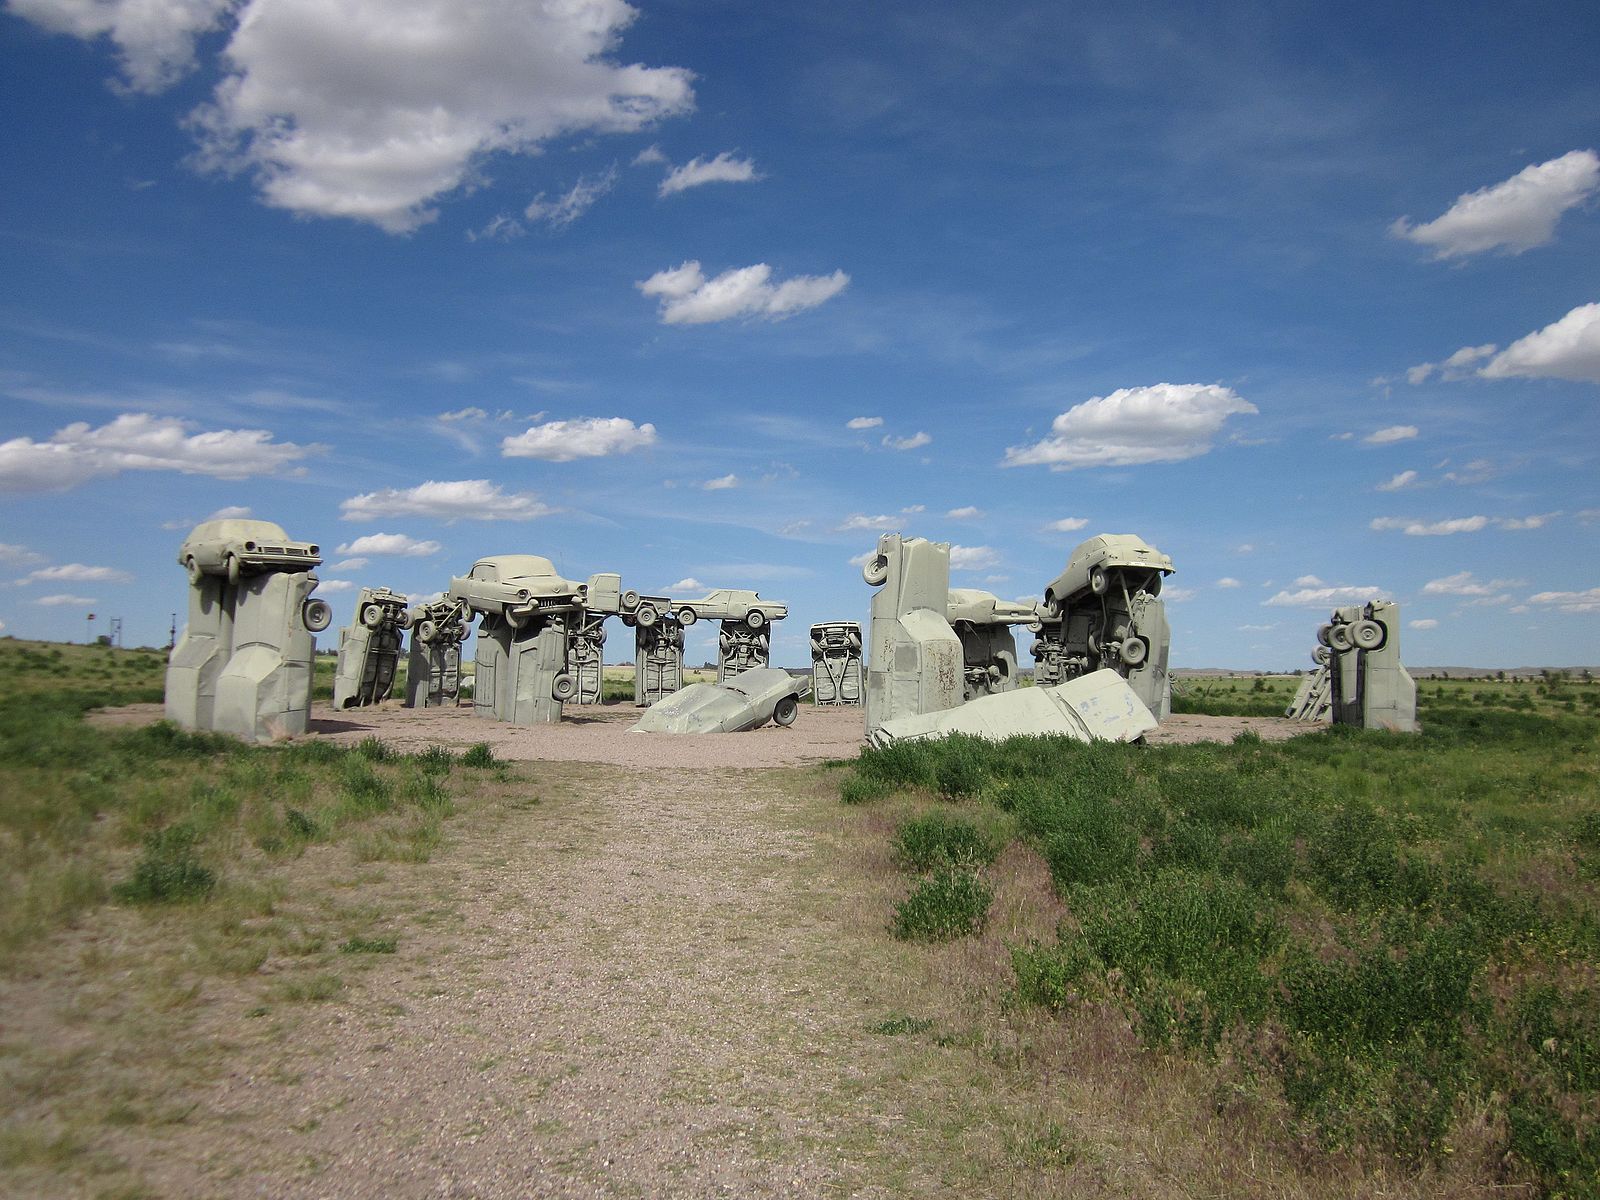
(882, 431, 931, 451)
(1377, 470, 1418, 492)
(846, 416, 882, 430)
(341, 479, 556, 522)
(701, 474, 738, 490)
(1263, 584, 1386, 608)
(1528, 587, 1600, 614)
(1365, 425, 1417, 445)
(1391, 150, 1600, 259)
(177, 0, 694, 232)
(501, 416, 656, 461)
(35, 593, 97, 606)
(1370, 515, 1489, 536)
(658, 151, 761, 197)
(315, 579, 357, 594)
(0, 412, 314, 492)
(1479, 302, 1600, 384)
(18, 563, 133, 585)
(1215, 577, 1241, 589)
(333, 533, 441, 558)
(837, 514, 900, 532)
(637, 260, 848, 324)
(946, 506, 982, 520)
(1003, 383, 1256, 470)
(0, 543, 45, 566)
(1410, 618, 1440, 630)
(1496, 513, 1560, 531)
(949, 545, 999, 570)
(1423, 571, 1525, 597)
(328, 557, 369, 573)
(666, 577, 703, 592)
(1043, 517, 1090, 533)
(10, 0, 235, 93)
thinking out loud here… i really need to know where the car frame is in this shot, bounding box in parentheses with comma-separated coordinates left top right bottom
(671, 587, 788, 630)
(178, 518, 321, 585)
(631, 666, 811, 734)
(446, 554, 586, 628)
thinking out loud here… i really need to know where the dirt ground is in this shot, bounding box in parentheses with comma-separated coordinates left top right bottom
(88, 700, 1316, 764)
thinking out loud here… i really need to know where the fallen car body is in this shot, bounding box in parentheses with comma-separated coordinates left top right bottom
(867, 668, 1157, 747)
(630, 666, 810, 734)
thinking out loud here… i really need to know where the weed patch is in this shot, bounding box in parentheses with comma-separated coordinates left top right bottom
(891, 866, 992, 941)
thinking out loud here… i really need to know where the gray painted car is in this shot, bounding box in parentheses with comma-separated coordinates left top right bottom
(446, 554, 585, 628)
(671, 588, 788, 629)
(630, 666, 810, 734)
(178, 518, 321, 585)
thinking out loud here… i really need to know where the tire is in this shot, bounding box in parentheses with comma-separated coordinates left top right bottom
(846, 632, 862, 653)
(677, 605, 697, 626)
(361, 603, 384, 629)
(862, 555, 889, 587)
(1316, 623, 1333, 648)
(302, 598, 333, 632)
(396, 609, 413, 630)
(1351, 619, 1385, 651)
(1120, 637, 1148, 667)
(636, 602, 659, 628)
(1327, 623, 1353, 652)
(1028, 639, 1044, 658)
(1313, 645, 1331, 666)
(746, 609, 767, 630)
(551, 673, 576, 702)
(418, 619, 439, 642)
(185, 556, 203, 585)
(773, 696, 798, 727)
(1089, 566, 1108, 595)
(621, 589, 641, 610)
(504, 607, 528, 630)
(225, 553, 241, 586)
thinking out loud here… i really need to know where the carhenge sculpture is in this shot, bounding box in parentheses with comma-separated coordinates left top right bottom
(620, 589, 683, 706)
(332, 587, 411, 709)
(1301, 600, 1417, 732)
(404, 597, 469, 708)
(672, 588, 789, 684)
(861, 534, 964, 740)
(166, 518, 332, 741)
(446, 555, 583, 725)
(810, 621, 864, 705)
(947, 589, 1041, 702)
(1035, 534, 1175, 720)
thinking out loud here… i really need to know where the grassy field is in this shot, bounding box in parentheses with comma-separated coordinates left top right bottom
(5, 637, 1597, 1196)
(841, 674, 1600, 1196)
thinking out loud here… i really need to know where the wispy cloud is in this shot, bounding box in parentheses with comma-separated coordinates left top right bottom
(658, 152, 762, 197)
(637, 261, 849, 325)
(341, 480, 557, 522)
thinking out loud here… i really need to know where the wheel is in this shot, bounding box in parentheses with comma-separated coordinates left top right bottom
(1029, 639, 1044, 658)
(677, 605, 697, 626)
(551, 673, 576, 702)
(861, 555, 889, 587)
(185, 556, 203, 585)
(418, 619, 439, 642)
(1313, 646, 1331, 666)
(1351, 619, 1385, 651)
(621, 589, 640, 610)
(1089, 566, 1108, 595)
(396, 609, 413, 630)
(361, 603, 384, 629)
(504, 607, 528, 630)
(635, 602, 659, 628)
(1120, 637, 1148, 667)
(225, 553, 241, 586)
(846, 632, 862, 653)
(773, 696, 798, 727)
(455, 624, 470, 643)
(1327, 623, 1353, 652)
(302, 598, 333, 632)
(746, 609, 767, 630)
(1316, 623, 1333, 648)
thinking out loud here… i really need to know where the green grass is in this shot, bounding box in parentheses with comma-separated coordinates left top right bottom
(842, 679, 1600, 1193)
(891, 865, 993, 941)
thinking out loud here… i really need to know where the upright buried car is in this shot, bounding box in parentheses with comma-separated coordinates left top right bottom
(446, 555, 586, 628)
(630, 667, 810, 734)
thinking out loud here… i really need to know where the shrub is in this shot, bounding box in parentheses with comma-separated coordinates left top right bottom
(113, 824, 216, 904)
(461, 742, 496, 769)
(355, 736, 395, 762)
(892, 866, 993, 941)
(892, 812, 999, 873)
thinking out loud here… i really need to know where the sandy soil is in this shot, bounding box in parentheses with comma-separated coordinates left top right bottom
(88, 700, 1317, 765)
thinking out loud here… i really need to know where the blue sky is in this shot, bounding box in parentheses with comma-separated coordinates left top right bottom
(2, 0, 1597, 669)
